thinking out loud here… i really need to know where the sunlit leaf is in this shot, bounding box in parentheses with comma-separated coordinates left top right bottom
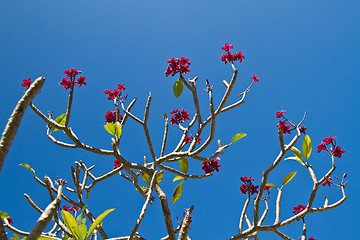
(76, 206, 87, 226)
(104, 123, 122, 139)
(141, 172, 150, 185)
(0, 212, 10, 219)
(171, 182, 183, 204)
(179, 157, 189, 174)
(231, 133, 247, 143)
(265, 183, 278, 189)
(173, 79, 183, 98)
(53, 113, 66, 132)
(86, 208, 115, 239)
(10, 234, 21, 240)
(135, 186, 149, 192)
(78, 224, 87, 240)
(19, 163, 35, 175)
(284, 157, 305, 166)
(290, 146, 303, 161)
(173, 176, 184, 182)
(61, 210, 80, 240)
(302, 135, 312, 160)
(282, 171, 297, 186)
(156, 171, 164, 184)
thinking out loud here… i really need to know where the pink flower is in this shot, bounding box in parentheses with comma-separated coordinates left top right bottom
(201, 157, 221, 174)
(264, 186, 272, 190)
(221, 43, 234, 52)
(331, 146, 346, 158)
(170, 109, 190, 125)
(21, 78, 33, 89)
(277, 121, 291, 134)
(322, 177, 332, 186)
(251, 75, 260, 82)
(276, 110, 286, 118)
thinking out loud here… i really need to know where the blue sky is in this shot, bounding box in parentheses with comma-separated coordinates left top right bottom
(0, 1, 359, 239)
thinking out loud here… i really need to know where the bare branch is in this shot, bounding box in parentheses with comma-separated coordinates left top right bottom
(178, 205, 194, 240)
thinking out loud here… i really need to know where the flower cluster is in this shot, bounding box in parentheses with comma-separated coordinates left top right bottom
(221, 43, 245, 64)
(184, 135, 202, 145)
(114, 160, 122, 169)
(275, 110, 307, 134)
(63, 205, 79, 213)
(251, 75, 260, 82)
(21, 78, 33, 89)
(104, 110, 123, 123)
(317, 136, 346, 158)
(240, 177, 259, 195)
(292, 204, 306, 214)
(201, 157, 221, 174)
(322, 177, 332, 187)
(165, 57, 191, 77)
(104, 84, 126, 101)
(170, 109, 190, 125)
(59, 68, 86, 90)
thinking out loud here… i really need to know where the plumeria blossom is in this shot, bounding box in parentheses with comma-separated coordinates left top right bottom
(308, 237, 316, 240)
(276, 110, 286, 118)
(323, 135, 336, 145)
(299, 126, 307, 134)
(201, 157, 221, 174)
(21, 78, 33, 89)
(322, 177, 332, 187)
(104, 110, 123, 123)
(317, 136, 346, 158)
(292, 204, 306, 214)
(170, 109, 190, 125)
(63, 205, 79, 213)
(165, 57, 191, 77)
(184, 135, 202, 144)
(240, 177, 259, 195)
(251, 75, 260, 82)
(104, 83, 126, 102)
(114, 160, 122, 169)
(277, 120, 291, 134)
(59, 68, 86, 90)
(221, 43, 245, 64)
(331, 146, 346, 158)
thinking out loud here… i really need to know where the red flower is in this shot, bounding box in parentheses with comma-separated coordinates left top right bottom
(104, 110, 123, 123)
(63, 205, 79, 213)
(240, 177, 259, 195)
(317, 143, 327, 153)
(7, 217, 13, 224)
(264, 186, 272, 190)
(165, 57, 191, 77)
(299, 126, 307, 134)
(251, 75, 260, 82)
(323, 136, 336, 145)
(76, 76, 87, 87)
(292, 204, 306, 214)
(170, 109, 190, 125)
(201, 157, 221, 174)
(322, 177, 332, 187)
(277, 121, 291, 134)
(276, 110, 286, 118)
(184, 135, 202, 144)
(59, 77, 74, 90)
(114, 160, 122, 169)
(331, 146, 346, 158)
(221, 43, 234, 52)
(240, 177, 254, 183)
(118, 84, 126, 90)
(308, 237, 316, 240)
(104, 89, 121, 100)
(64, 68, 81, 78)
(21, 78, 33, 89)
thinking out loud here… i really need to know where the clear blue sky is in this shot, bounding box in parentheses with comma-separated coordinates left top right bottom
(0, 1, 359, 239)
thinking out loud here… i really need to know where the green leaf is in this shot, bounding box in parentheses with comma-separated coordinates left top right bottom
(231, 133, 247, 143)
(61, 210, 80, 240)
(78, 224, 87, 240)
(53, 113, 66, 132)
(265, 183, 278, 189)
(104, 123, 122, 139)
(171, 182, 183, 204)
(62, 236, 70, 240)
(302, 135, 312, 160)
(135, 186, 149, 192)
(163, 113, 168, 121)
(10, 234, 21, 240)
(141, 172, 150, 185)
(0, 212, 10, 219)
(173, 79, 183, 98)
(39, 237, 62, 240)
(76, 206, 87, 226)
(173, 176, 184, 182)
(290, 146, 303, 161)
(156, 171, 164, 184)
(282, 171, 297, 186)
(284, 157, 306, 166)
(86, 208, 115, 240)
(19, 163, 35, 175)
(179, 157, 189, 174)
